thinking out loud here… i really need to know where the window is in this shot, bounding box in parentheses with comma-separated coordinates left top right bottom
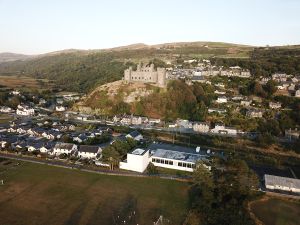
(152, 158, 155, 162)
(169, 161, 173, 165)
(165, 160, 169, 164)
(161, 159, 164, 164)
(187, 164, 192, 168)
(156, 159, 160, 163)
(183, 163, 187, 167)
(178, 162, 182, 167)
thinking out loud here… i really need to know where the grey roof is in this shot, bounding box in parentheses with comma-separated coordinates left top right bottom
(78, 145, 100, 153)
(265, 174, 300, 189)
(128, 130, 141, 138)
(54, 142, 75, 150)
(131, 148, 147, 156)
(148, 143, 208, 163)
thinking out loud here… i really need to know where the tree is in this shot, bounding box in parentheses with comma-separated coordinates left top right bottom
(146, 162, 158, 175)
(264, 80, 277, 97)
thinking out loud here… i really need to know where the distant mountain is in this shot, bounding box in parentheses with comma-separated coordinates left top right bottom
(0, 52, 33, 63)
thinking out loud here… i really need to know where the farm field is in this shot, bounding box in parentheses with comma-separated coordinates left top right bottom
(0, 75, 53, 90)
(250, 197, 300, 225)
(0, 159, 189, 225)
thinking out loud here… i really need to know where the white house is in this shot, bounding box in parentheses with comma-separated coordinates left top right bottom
(295, 90, 300, 98)
(119, 148, 150, 173)
(210, 124, 238, 136)
(264, 174, 300, 193)
(77, 145, 102, 159)
(16, 105, 35, 116)
(131, 116, 148, 125)
(56, 105, 66, 112)
(246, 109, 263, 118)
(53, 142, 77, 155)
(126, 131, 143, 141)
(240, 100, 252, 107)
(269, 102, 281, 109)
(0, 106, 13, 113)
(216, 96, 227, 103)
(193, 122, 210, 133)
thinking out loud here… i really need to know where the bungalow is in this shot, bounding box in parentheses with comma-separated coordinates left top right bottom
(246, 109, 263, 118)
(53, 142, 77, 155)
(0, 106, 13, 113)
(240, 100, 252, 107)
(264, 174, 300, 193)
(216, 96, 227, 104)
(210, 124, 238, 136)
(77, 145, 102, 159)
(126, 131, 143, 141)
(56, 105, 66, 112)
(269, 102, 282, 109)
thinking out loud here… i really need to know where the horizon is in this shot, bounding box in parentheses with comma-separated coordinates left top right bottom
(1, 0, 300, 55)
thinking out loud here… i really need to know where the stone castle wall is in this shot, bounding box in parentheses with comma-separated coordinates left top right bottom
(124, 63, 166, 87)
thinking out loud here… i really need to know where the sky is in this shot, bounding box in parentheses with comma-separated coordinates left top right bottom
(0, 0, 299, 54)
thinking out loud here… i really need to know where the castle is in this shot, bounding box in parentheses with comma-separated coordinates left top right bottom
(124, 63, 166, 87)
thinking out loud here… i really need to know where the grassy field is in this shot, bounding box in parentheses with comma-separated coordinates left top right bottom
(0, 114, 13, 123)
(0, 75, 53, 90)
(250, 197, 300, 225)
(0, 159, 189, 225)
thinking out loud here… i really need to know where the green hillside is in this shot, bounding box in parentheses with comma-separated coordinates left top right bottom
(0, 42, 299, 93)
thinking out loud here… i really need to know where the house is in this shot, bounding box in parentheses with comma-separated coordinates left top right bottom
(295, 90, 300, 98)
(210, 124, 238, 136)
(216, 96, 227, 103)
(73, 133, 88, 143)
(131, 116, 148, 125)
(264, 174, 300, 193)
(119, 148, 150, 173)
(240, 100, 252, 107)
(0, 106, 14, 113)
(208, 108, 226, 114)
(40, 142, 55, 154)
(53, 142, 77, 155)
(193, 122, 210, 133)
(126, 131, 143, 141)
(148, 118, 161, 124)
(246, 109, 263, 118)
(269, 102, 281, 109)
(176, 119, 193, 129)
(77, 145, 102, 159)
(16, 104, 35, 116)
(285, 129, 300, 140)
(56, 105, 66, 112)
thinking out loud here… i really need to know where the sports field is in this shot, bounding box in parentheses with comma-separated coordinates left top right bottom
(0, 159, 189, 225)
(250, 197, 300, 225)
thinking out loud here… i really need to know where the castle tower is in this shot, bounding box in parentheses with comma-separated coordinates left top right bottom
(137, 62, 141, 71)
(157, 67, 166, 87)
(124, 66, 132, 82)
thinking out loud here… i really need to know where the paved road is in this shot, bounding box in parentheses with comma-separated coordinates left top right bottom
(0, 152, 191, 182)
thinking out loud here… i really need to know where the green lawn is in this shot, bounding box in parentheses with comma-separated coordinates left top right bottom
(251, 198, 300, 225)
(0, 160, 189, 225)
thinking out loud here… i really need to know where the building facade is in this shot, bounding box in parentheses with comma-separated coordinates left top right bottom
(124, 63, 166, 87)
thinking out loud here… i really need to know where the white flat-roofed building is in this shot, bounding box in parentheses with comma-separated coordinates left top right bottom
(264, 174, 300, 193)
(216, 96, 227, 103)
(149, 143, 210, 172)
(119, 148, 150, 173)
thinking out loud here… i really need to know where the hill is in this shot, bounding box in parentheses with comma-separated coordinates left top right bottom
(0, 42, 299, 92)
(0, 52, 33, 63)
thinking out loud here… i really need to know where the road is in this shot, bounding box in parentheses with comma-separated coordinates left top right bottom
(0, 152, 190, 182)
